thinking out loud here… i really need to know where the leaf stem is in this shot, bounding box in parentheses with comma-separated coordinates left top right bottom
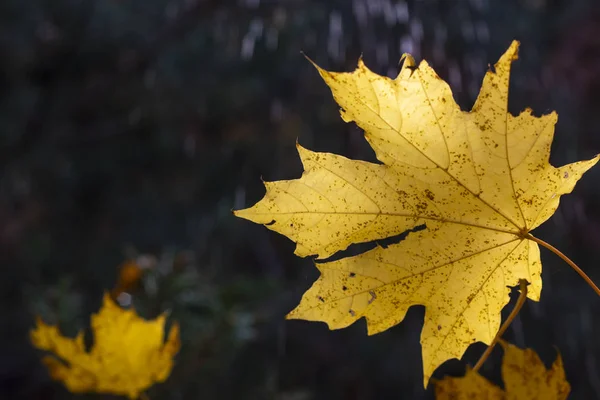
(472, 279, 528, 372)
(526, 233, 600, 297)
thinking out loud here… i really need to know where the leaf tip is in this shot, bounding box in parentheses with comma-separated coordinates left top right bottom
(101, 291, 113, 305)
(498, 40, 520, 67)
(232, 207, 249, 220)
(32, 314, 45, 327)
(285, 307, 300, 320)
(303, 52, 327, 75)
(295, 142, 313, 164)
(399, 52, 416, 68)
(357, 53, 365, 67)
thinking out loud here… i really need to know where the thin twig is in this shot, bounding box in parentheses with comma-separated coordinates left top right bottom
(527, 233, 600, 297)
(472, 279, 528, 372)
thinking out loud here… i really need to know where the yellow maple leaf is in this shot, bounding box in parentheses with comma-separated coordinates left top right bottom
(30, 293, 180, 399)
(435, 341, 570, 399)
(234, 40, 599, 385)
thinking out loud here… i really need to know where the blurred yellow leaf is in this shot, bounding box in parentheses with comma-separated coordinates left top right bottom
(435, 341, 570, 400)
(234, 40, 599, 385)
(111, 256, 155, 300)
(30, 293, 180, 399)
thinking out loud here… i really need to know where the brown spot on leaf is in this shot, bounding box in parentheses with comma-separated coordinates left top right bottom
(424, 189, 435, 201)
(368, 290, 377, 304)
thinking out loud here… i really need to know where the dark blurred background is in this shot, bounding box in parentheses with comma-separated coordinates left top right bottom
(1, 0, 600, 399)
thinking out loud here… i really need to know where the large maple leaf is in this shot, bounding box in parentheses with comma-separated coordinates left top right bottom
(30, 294, 180, 399)
(434, 341, 570, 400)
(234, 41, 599, 385)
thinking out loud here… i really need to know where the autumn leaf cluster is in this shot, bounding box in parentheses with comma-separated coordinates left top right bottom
(30, 40, 598, 399)
(436, 341, 570, 400)
(235, 39, 598, 395)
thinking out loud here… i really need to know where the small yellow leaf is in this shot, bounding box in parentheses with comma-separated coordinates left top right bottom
(30, 293, 180, 399)
(435, 341, 570, 400)
(434, 368, 504, 400)
(234, 40, 599, 386)
(111, 258, 153, 300)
